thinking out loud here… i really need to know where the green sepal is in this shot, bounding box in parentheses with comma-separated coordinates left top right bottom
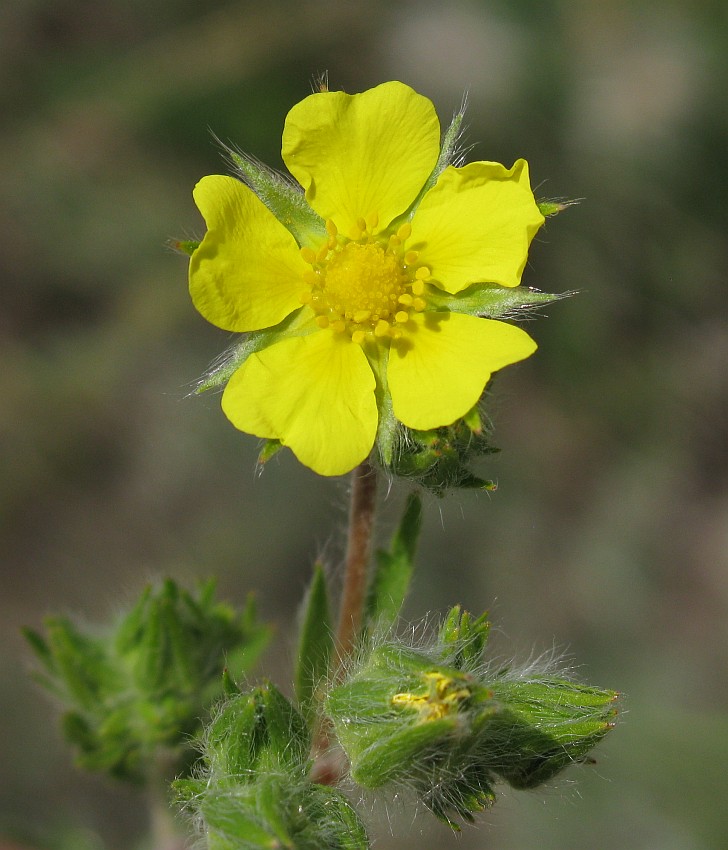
(426, 282, 569, 319)
(24, 579, 272, 785)
(195, 307, 315, 393)
(226, 148, 327, 246)
(295, 563, 333, 727)
(258, 438, 283, 465)
(537, 197, 580, 217)
(486, 677, 619, 789)
(365, 493, 422, 631)
(439, 605, 491, 672)
(173, 239, 200, 256)
(398, 105, 466, 224)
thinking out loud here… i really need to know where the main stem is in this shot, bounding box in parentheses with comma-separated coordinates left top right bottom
(336, 459, 377, 658)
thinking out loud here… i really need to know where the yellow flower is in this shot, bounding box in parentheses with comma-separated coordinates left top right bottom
(189, 82, 544, 476)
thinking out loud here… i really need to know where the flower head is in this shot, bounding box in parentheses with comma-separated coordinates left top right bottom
(189, 82, 545, 476)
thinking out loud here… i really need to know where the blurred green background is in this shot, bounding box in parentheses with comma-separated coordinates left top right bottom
(2, 0, 727, 847)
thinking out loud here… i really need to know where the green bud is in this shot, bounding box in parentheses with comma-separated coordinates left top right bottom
(24, 579, 271, 785)
(178, 683, 368, 850)
(382, 405, 499, 495)
(327, 619, 618, 828)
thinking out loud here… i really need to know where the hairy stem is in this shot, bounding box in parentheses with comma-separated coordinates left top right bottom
(336, 460, 377, 658)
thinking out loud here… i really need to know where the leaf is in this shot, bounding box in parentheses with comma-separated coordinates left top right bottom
(295, 563, 333, 726)
(365, 493, 422, 631)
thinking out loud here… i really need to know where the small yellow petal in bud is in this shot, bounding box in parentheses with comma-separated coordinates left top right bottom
(398, 293, 413, 306)
(374, 319, 391, 337)
(415, 266, 430, 280)
(395, 310, 409, 324)
(397, 222, 412, 241)
(404, 251, 419, 265)
(351, 329, 366, 344)
(316, 315, 330, 329)
(300, 246, 317, 265)
(411, 279, 425, 296)
(353, 309, 371, 323)
(366, 211, 379, 231)
(413, 297, 427, 311)
(326, 219, 338, 237)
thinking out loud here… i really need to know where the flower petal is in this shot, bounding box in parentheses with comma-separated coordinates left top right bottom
(410, 160, 544, 293)
(222, 331, 378, 476)
(282, 81, 440, 235)
(190, 175, 308, 332)
(388, 312, 537, 430)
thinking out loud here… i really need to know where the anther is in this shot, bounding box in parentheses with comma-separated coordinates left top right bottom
(398, 294, 413, 306)
(411, 279, 425, 296)
(300, 247, 317, 265)
(395, 310, 409, 324)
(351, 330, 366, 345)
(316, 315, 330, 329)
(353, 309, 371, 324)
(388, 235, 401, 249)
(415, 267, 430, 280)
(326, 219, 338, 237)
(299, 290, 313, 304)
(405, 250, 419, 265)
(374, 320, 391, 337)
(366, 211, 379, 231)
(356, 217, 367, 233)
(390, 326, 403, 340)
(413, 297, 427, 311)
(317, 244, 329, 263)
(332, 320, 346, 333)
(303, 270, 318, 285)
(397, 222, 412, 241)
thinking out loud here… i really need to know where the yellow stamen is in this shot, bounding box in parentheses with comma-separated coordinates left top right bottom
(351, 329, 366, 345)
(300, 246, 317, 265)
(411, 279, 425, 296)
(397, 222, 412, 241)
(415, 267, 430, 280)
(326, 219, 338, 237)
(300, 290, 313, 304)
(316, 315, 330, 329)
(317, 243, 329, 263)
(413, 297, 427, 311)
(398, 293, 413, 306)
(374, 319, 391, 337)
(366, 211, 379, 231)
(395, 310, 409, 324)
(353, 309, 371, 323)
(404, 250, 419, 265)
(332, 320, 346, 333)
(356, 216, 367, 233)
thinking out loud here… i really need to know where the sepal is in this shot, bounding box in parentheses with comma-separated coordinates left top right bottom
(426, 282, 569, 319)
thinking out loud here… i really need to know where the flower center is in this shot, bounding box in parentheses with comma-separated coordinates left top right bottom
(299, 217, 430, 344)
(324, 242, 402, 323)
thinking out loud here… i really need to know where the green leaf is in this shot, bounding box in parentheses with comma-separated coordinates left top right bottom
(426, 282, 570, 319)
(365, 494, 422, 631)
(439, 605, 491, 671)
(295, 563, 333, 726)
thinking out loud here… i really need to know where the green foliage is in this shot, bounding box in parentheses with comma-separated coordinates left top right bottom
(23, 579, 271, 784)
(177, 683, 368, 850)
(365, 492, 422, 631)
(326, 618, 618, 829)
(295, 562, 334, 727)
